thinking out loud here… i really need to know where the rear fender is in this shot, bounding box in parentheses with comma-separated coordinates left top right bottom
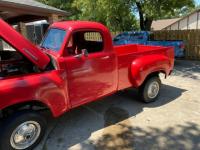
(131, 54, 171, 87)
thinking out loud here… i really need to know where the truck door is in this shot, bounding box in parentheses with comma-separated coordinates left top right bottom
(63, 30, 118, 107)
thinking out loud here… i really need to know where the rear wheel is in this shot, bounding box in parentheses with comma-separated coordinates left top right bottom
(139, 76, 161, 103)
(0, 110, 46, 150)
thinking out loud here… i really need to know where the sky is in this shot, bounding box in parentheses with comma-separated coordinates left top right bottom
(195, 0, 200, 5)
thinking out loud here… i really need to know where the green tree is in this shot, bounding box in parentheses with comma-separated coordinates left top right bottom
(38, 0, 195, 31)
(38, 0, 80, 19)
(73, 0, 138, 31)
(38, 0, 138, 31)
(132, 0, 195, 31)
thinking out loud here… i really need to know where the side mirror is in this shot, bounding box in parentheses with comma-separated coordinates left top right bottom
(74, 49, 88, 59)
(82, 49, 88, 57)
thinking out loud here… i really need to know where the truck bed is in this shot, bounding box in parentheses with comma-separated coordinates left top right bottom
(114, 44, 167, 55)
(114, 44, 174, 90)
(113, 31, 184, 58)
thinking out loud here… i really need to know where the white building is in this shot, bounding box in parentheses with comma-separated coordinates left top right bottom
(164, 9, 200, 30)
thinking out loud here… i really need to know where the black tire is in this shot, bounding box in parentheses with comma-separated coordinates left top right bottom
(139, 76, 161, 103)
(0, 110, 46, 150)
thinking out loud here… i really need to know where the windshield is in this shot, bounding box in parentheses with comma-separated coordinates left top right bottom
(41, 28, 66, 51)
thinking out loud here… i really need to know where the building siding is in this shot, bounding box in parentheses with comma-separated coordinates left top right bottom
(180, 18, 188, 30)
(165, 11, 200, 30)
(188, 13, 197, 29)
(171, 23, 179, 30)
(197, 12, 200, 29)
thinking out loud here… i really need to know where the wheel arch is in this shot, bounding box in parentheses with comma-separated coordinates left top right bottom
(0, 100, 54, 118)
(142, 70, 164, 85)
(131, 54, 170, 87)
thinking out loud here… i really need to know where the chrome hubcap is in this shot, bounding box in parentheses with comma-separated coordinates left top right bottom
(147, 81, 160, 99)
(10, 121, 41, 150)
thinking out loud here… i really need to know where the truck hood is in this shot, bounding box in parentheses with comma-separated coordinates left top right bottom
(0, 19, 50, 69)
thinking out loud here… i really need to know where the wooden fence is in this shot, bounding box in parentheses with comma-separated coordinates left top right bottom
(153, 30, 200, 60)
(86, 30, 200, 60)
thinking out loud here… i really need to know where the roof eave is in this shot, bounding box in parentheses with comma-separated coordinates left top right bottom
(0, 1, 69, 16)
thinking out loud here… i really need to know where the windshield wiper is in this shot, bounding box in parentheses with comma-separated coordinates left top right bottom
(41, 46, 50, 50)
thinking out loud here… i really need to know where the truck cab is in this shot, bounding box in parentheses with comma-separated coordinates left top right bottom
(41, 21, 118, 107)
(41, 22, 117, 107)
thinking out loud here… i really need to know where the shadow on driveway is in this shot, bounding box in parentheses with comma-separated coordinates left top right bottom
(39, 84, 188, 150)
(80, 122, 200, 150)
(173, 60, 200, 80)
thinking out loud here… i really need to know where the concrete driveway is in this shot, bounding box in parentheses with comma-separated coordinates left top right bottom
(35, 60, 200, 150)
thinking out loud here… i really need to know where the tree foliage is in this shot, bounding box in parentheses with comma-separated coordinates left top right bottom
(38, 0, 138, 31)
(132, 0, 195, 30)
(38, 0, 80, 19)
(73, 0, 139, 31)
(38, 0, 196, 31)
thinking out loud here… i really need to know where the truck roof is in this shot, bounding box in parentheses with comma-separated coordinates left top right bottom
(51, 21, 109, 31)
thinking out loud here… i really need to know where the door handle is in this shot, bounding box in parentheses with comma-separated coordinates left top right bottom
(101, 56, 110, 60)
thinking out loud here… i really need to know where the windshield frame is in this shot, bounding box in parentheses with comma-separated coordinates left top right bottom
(41, 28, 67, 52)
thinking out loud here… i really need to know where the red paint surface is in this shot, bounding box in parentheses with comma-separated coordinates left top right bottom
(0, 20, 174, 117)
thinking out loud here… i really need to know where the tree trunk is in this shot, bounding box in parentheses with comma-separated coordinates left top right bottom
(144, 17, 153, 31)
(136, 2, 145, 30)
(136, 2, 153, 31)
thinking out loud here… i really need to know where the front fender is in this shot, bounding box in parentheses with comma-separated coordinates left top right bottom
(0, 70, 69, 117)
(131, 54, 172, 87)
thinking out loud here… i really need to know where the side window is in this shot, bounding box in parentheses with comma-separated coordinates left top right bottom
(67, 31, 104, 55)
(84, 32, 103, 53)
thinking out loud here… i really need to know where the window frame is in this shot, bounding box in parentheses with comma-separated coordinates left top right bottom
(65, 29, 105, 56)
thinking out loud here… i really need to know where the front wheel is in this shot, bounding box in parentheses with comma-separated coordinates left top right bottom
(139, 76, 161, 103)
(0, 110, 46, 150)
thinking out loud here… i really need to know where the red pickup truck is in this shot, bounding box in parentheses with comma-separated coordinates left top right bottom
(0, 19, 174, 150)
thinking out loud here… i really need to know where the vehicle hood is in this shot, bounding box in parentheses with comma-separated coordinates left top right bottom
(0, 19, 50, 69)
